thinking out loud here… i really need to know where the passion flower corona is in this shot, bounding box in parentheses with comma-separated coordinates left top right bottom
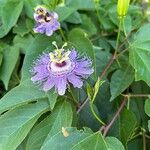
(31, 42, 94, 95)
(33, 5, 60, 36)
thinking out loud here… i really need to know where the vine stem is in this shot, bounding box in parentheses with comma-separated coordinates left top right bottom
(90, 102, 106, 126)
(145, 134, 150, 139)
(102, 98, 127, 136)
(77, 98, 88, 114)
(122, 94, 150, 98)
(128, 133, 142, 141)
(143, 131, 146, 150)
(59, 28, 67, 42)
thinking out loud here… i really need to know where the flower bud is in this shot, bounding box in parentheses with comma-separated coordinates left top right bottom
(117, 0, 130, 18)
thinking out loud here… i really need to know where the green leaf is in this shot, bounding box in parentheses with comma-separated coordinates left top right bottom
(93, 79, 104, 102)
(129, 23, 150, 86)
(13, 34, 34, 54)
(148, 121, 150, 132)
(110, 66, 134, 101)
(41, 128, 125, 150)
(13, 19, 33, 37)
(71, 132, 108, 150)
(87, 78, 104, 102)
(66, 11, 82, 24)
(105, 137, 125, 150)
(43, 0, 64, 9)
(24, 0, 42, 19)
(55, 6, 76, 22)
(145, 99, 150, 131)
(0, 45, 19, 90)
(46, 90, 58, 110)
(0, 53, 3, 67)
(94, 46, 112, 77)
(26, 100, 73, 150)
(80, 14, 97, 36)
(41, 127, 92, 150)
(0, 80, 46, 114)
(100, 16, 115, 31)
(66, 0, 95, 10)
(145, 99, 150, 117)
(120, 109, 137, 147)
(0, 0, 23, 38)
(68, 28, 95, 67)
(43, 0, 57, 8)
(0, 99, 49, 150)
(86, 83, 94, 101)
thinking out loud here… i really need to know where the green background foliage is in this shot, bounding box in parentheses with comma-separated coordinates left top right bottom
(0, 0, 150, 149)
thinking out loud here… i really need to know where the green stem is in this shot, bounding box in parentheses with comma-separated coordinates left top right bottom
(114, 18, 123, 57)
(94, 0, 101, 24)
(127, 95, 130, 110)
(145, 134, 150, 139)
(90, 102, 105, 126)
(129, 133, 142, 141)
(59, 28, 67, 42)
(122, 18, 127, 37)
(114, 17, 123, 67)
(142, 130, 146, 150)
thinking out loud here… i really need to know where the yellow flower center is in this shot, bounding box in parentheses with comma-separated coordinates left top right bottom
(49, 42, 70, 63)
(49, 49, 70, 63)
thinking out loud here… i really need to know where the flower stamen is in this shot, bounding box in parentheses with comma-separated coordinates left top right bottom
(50, 42, 70, 63)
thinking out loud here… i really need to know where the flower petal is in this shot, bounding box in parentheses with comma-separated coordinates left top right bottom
(32, 65, 47, 74)
(45, 25, 53, 36)
(51, 20, 60, 31)
(55, 77, 67, 95)
(52, 12, 59, 19)
(67, 74, 83, 88)
(31, 73, 49, 82)
(38, 53, 50, 64)
(33, 23, 45, 34)
(69, 49, 77, 60)
(77, 59, 92, 68)
(43, 77, 55, 91)
(74, 60, 94, 77)
(75, 67, 94, 76)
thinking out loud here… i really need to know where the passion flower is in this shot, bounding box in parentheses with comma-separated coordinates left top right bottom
(33, 5, 60, 36)
(31, 42, 94, 95)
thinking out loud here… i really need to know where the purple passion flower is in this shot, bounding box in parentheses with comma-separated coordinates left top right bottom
(31, 42, 94, 95)
(33, 6, 60, 36)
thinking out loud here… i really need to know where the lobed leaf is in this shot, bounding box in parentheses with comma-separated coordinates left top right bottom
(110, 66, 134, 101)
(0, 0, 23, 38)
(26, 100, 73, 150)
(0, 99, 49, 150)
(0, 46, 19, 90)
(129, 24, 150, 86)
(144, 99, 150, 131)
